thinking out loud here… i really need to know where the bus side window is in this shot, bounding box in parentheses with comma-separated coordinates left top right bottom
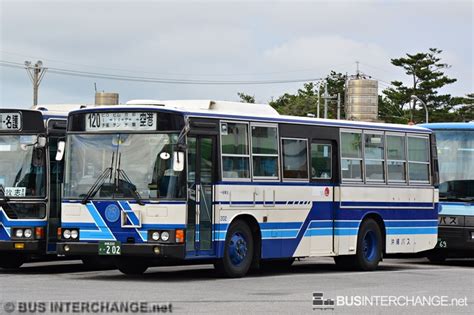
(281, 138, 308, 180)
(407, 136, 430, 183)
(221, 122, 250, 179)
(364, 133, 385, 182)
(251, 125, 279, 180)
(311, 143, 332, 180)
(387, 134, 406, 183)
(340, 131, 363, 181)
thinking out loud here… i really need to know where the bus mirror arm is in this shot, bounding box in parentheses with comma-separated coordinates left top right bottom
(56, 141, 66, 161)
(173, 151, 185, 172)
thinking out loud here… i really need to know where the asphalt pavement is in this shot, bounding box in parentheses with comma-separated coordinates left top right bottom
(0, 257, 473, 314)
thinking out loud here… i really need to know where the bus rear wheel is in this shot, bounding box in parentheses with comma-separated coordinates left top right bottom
(115, 258, 148, 275)
(426, 252, 447, 263)
(335, 219, 382, 271)
(215, 220, 254, 278)
(0, 254, 24, 269)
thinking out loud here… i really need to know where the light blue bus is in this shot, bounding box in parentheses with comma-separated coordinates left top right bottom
(420, 122, 474, 261)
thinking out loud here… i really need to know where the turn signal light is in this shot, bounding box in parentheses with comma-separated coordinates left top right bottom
(175, 229, 184, 243)
(35, 227, 45, 239)
(15, 243, 25, 249)
(57, 227, 62, 240)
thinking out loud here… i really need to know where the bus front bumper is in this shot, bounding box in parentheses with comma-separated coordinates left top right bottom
(434, 226, 474, 257)
(0, 240, 45, 253)
(57, 242, 186, 259)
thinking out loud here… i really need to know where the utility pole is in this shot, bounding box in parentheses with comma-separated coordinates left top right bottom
(322, 86, 337, 119)
(337, 93, 341, 120)
(324, 87, 328, 119)
(25, 60, 47, 106)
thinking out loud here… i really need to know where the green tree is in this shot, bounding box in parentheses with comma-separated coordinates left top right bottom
(237, 92, 255, 103)
(269, 72, 346, 118)
(382, 48, 457, 123)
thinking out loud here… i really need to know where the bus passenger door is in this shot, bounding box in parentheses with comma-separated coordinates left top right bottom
(46, 136, 63, 254)
(186, 136, 216, 255)
(309, 141, 336, 256)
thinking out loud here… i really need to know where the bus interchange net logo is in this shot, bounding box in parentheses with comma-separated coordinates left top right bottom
(312, 292, 468, 310)
(312, 292, 335, 310)
(0, 301, 173, 314)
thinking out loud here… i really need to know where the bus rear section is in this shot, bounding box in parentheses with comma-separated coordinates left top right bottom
(421, 123, 474, 261)
(0, 109, 66, 268)
(57, 101, 438, 277)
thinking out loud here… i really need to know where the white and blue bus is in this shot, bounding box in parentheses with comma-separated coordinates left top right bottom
(420, 122, 474, 261)
(57, 100, 439, 277)
(0, 108, 68, 268)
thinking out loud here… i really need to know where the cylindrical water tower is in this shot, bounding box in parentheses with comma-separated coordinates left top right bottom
(345, 79, 378, 121)
(95, 92, 119, 105)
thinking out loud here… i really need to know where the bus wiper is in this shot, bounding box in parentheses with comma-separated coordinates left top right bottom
(81, 152, 115, 205)
(116, 153, 145, 206)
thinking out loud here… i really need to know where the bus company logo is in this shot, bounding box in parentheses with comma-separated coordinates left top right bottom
(313, 292, 335, 310)
(105, 204, 121, 223)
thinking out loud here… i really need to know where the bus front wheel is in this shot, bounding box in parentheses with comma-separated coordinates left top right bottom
(0, 254, 24, 269)
(115, 258, 148, 275)
(215, 220, 254, 278)
(335, 218, 382, 271)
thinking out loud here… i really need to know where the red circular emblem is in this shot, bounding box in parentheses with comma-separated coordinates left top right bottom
(324, 187, 330, 197)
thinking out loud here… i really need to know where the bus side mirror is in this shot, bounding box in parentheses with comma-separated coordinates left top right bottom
(36, 136, 47, 148)
(173, 151, 185, 172)
(56, 141, 66, 161)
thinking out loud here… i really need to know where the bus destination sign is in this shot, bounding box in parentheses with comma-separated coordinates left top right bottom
(85, 112, 157, 131)
(0, 112, 22, 131)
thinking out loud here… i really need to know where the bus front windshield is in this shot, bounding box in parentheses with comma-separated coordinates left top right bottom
(64, 133, 185, 200)
(435, 130, 474, 201)
(0, 135, 46, 198)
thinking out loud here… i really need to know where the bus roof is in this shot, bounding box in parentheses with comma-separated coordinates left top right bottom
(69, 99, 432, 134)
(420, 122, 474, 130)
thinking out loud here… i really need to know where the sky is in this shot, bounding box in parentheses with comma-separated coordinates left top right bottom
(0, 0, 473, 108)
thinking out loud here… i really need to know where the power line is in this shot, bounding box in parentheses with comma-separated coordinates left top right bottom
(1, 50, 350, 78)
(0, 60, 324, 85)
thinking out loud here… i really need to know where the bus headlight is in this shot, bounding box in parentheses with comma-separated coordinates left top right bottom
(70, 230, 79, 240)
(15, 229, 24, 238)
(63, 229, 71, 239)
(151, 232, 160, 241)
(161, 231, 170, 242)
(24, 228, 33, 238)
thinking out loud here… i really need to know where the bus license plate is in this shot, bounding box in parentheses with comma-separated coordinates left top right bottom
(98, 241, 121, 255)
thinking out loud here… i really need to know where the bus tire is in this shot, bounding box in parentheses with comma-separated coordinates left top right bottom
(115, 258, 148, 275)
(335, 219, 382, 271)
(215, 220, 254, 278)
(0, 254, 24, 269)
(426, 252, 446, 263)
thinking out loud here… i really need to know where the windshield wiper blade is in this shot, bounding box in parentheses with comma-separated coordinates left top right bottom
(81, 152, 115, 204)
(115, 153, 144, 206)
(81, 168, 113, 204)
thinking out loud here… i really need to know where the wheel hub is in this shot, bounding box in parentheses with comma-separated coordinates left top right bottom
(229, 232, 248, 266)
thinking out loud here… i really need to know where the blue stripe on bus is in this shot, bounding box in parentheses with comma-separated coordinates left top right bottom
(385, 220, 438, 227)
(386, 227, 438, 235)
